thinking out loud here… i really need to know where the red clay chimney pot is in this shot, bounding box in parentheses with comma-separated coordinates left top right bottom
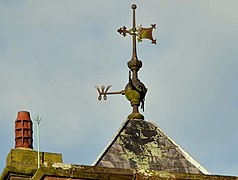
(15, 111, 33, 149)
(16, 111, 31, 121)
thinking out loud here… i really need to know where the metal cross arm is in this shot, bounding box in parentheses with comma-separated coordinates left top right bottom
(118, 21, 156, 45)
(118, 24, 156, 44)
(117, 26, 136, 37)
(95, 85, 125, 101)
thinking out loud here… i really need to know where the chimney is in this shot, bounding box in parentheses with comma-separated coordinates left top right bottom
(15, 111, 33, 149)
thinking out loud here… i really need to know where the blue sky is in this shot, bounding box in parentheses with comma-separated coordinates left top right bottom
(0, 0, 238, 176)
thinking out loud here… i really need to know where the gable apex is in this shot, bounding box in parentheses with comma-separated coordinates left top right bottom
(93, 119, 209, 174)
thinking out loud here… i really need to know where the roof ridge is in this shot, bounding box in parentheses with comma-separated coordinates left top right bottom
(92, 119, 131, 166)
(148, 120, 210, 175)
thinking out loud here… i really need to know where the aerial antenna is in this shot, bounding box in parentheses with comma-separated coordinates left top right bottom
(34, 113, 42, 168)
(95, 4, 157, 120)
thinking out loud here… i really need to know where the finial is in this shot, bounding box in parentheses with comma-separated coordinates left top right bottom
(96, 4, 157, 120)
(131, 4, 137, 9)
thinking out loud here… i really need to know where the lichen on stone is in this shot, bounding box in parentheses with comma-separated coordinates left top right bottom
(52, 163, 72, 170)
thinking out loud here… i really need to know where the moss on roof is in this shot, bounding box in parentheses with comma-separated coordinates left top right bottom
(94, 119, 208, 174)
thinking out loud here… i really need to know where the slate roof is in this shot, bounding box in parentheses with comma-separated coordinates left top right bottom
(93, 119, 209, 174)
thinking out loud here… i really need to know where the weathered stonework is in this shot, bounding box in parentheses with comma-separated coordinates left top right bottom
(32, 164, 135, 180)
(1, 151, 237, 179)
(1, 148, 62, 180)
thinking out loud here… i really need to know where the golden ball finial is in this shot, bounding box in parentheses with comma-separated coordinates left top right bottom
(131, 4, 137, 9)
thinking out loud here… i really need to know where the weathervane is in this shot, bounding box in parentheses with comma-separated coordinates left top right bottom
(96, 4, 156, 120)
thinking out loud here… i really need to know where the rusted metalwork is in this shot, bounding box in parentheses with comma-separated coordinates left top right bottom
(15, 111, 33, 149)
(95, 85, 124, 101)
(96, 4, 157, 120)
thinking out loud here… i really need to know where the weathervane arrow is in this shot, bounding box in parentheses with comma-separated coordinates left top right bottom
(95, 85, 124, 101)
(96, 4, 157, 120)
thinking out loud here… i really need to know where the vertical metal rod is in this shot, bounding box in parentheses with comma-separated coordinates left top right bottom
(35, 114, 42, 169)
(131, 4, 140, 115)
(37, 122, 40, 168)
(132, 4, 137, 60)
